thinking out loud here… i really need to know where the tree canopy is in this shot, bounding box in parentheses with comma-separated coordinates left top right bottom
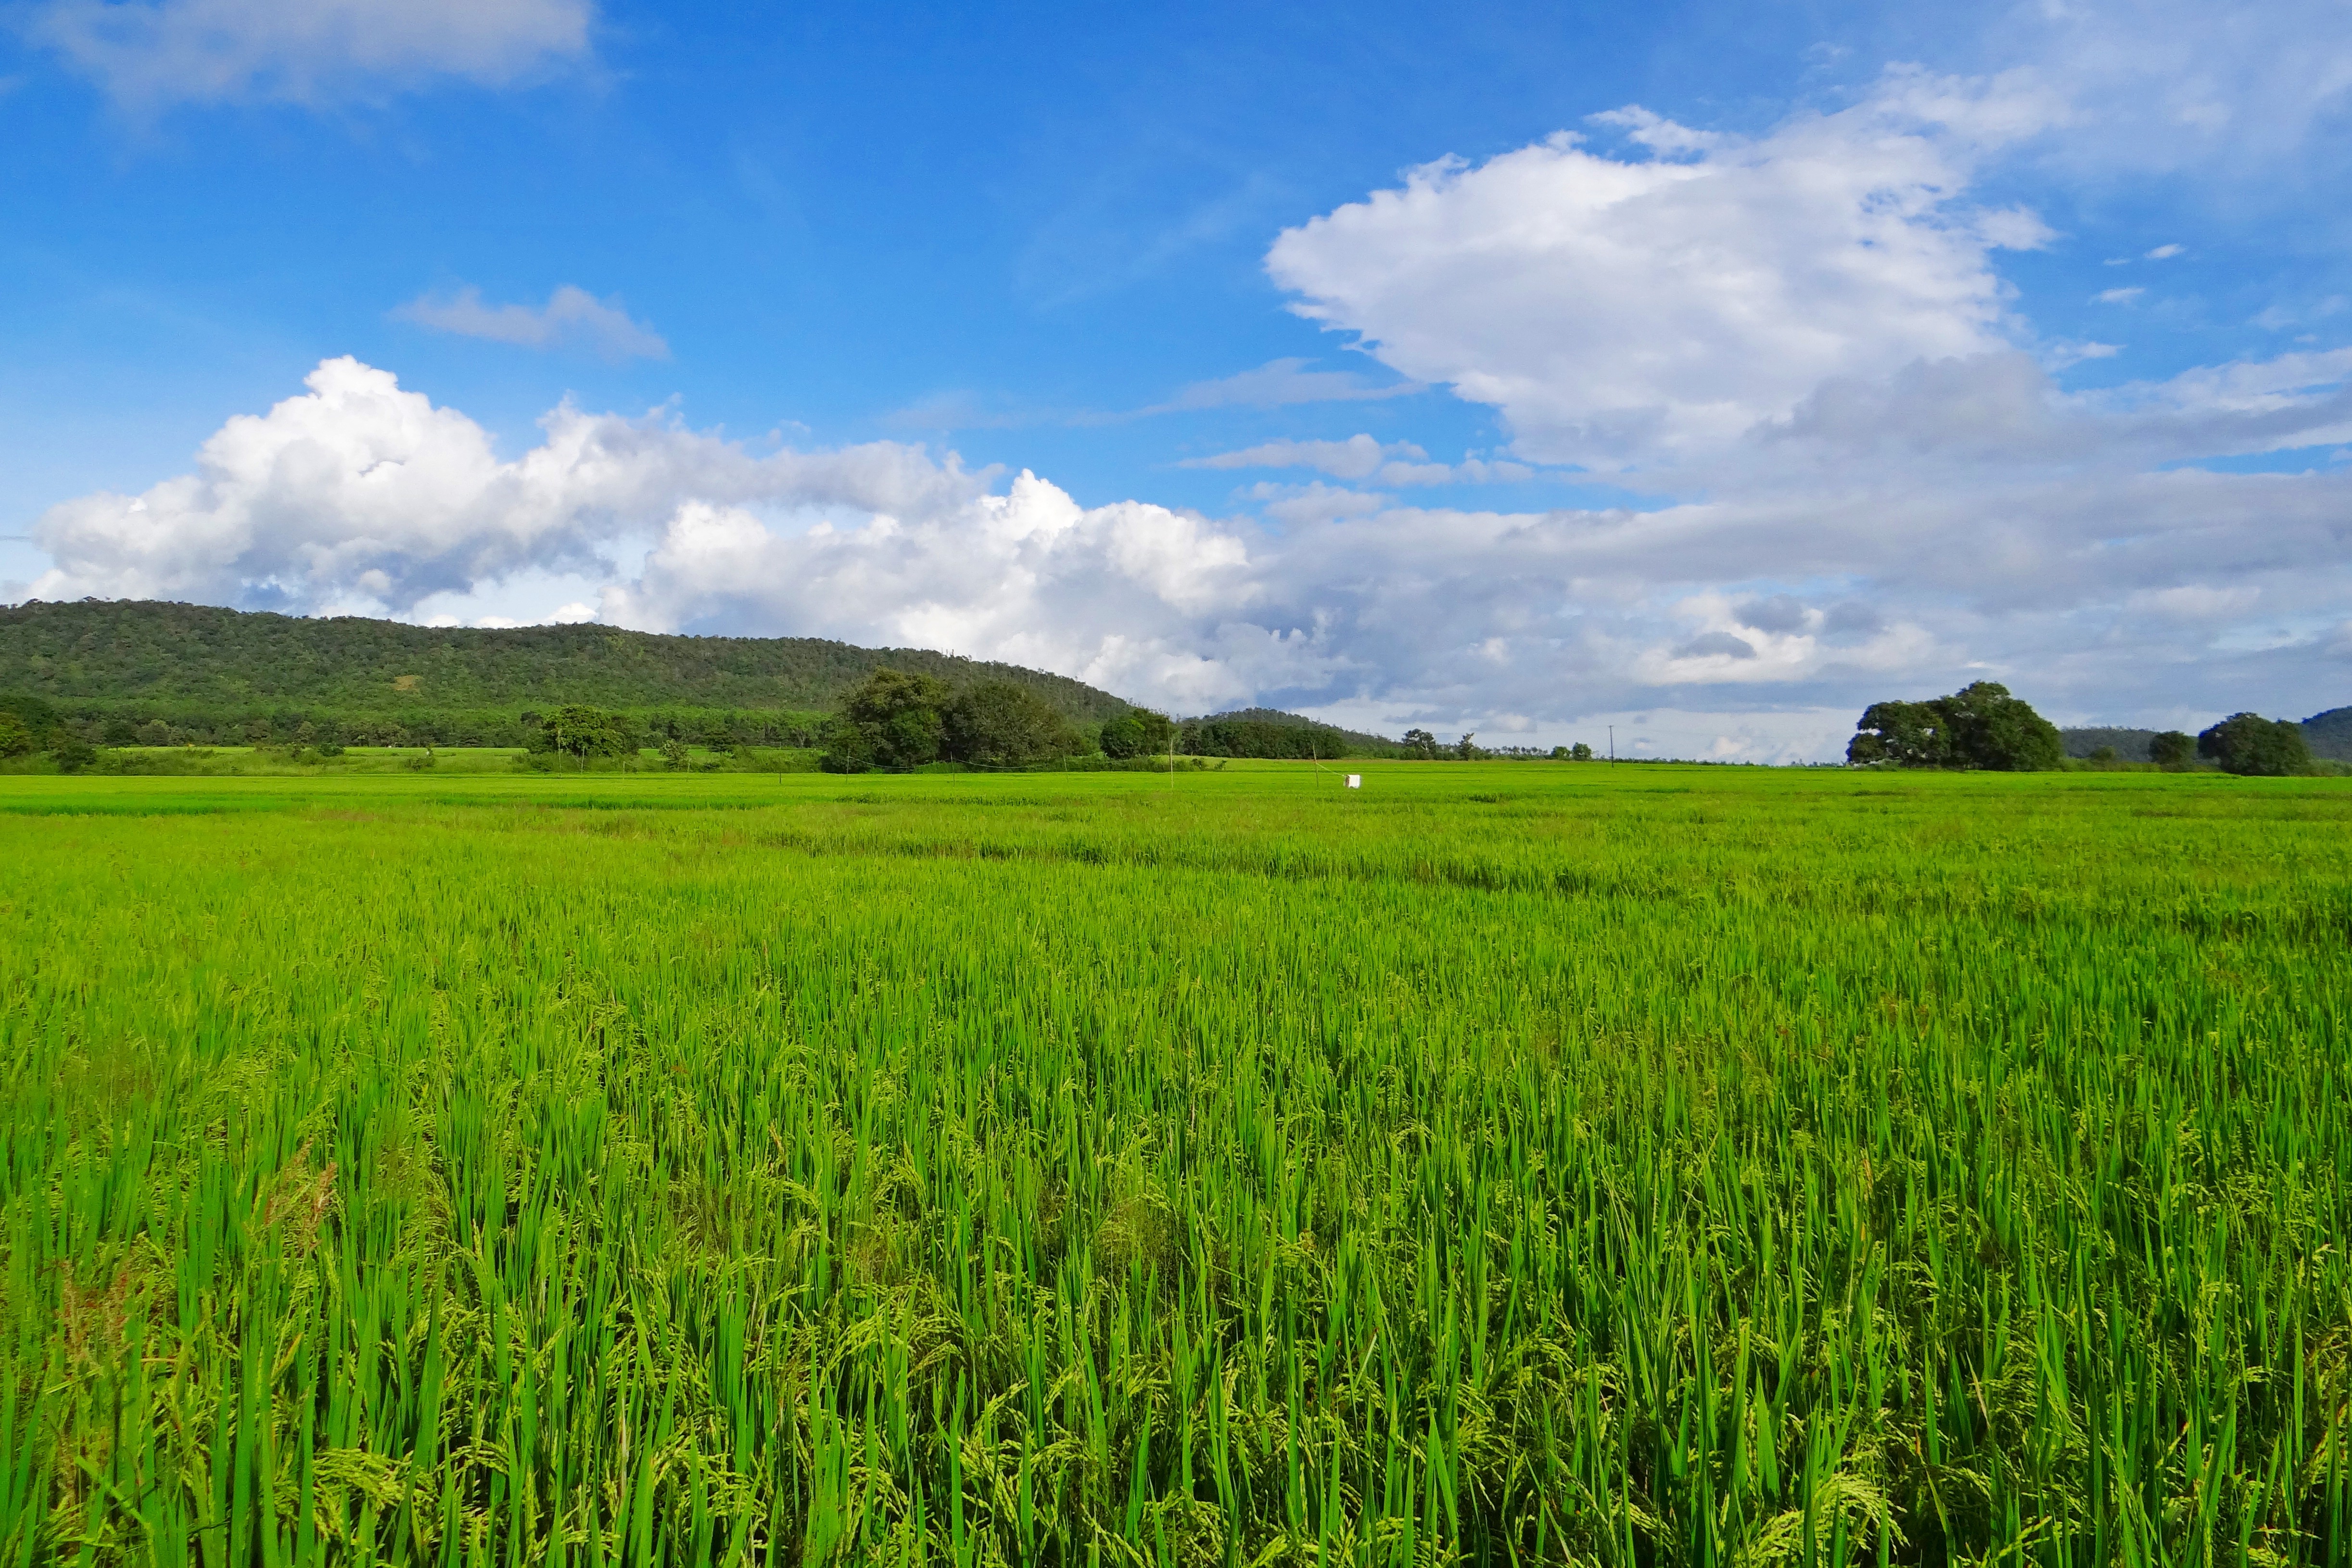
(1099, 707, 1176, 759)
(819, 670, 1083, 772)
(945, 683, 1084, 767)
(534, 705, 641, 763)
(1847, 682, 2063, 771)
(1181, 711, 1386, 759)
(2197, 713, 2311, 776)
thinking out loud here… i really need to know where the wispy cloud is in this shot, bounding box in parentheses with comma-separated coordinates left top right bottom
(1140, 358, 1423, 415)
(1185, 434, 1530, 486)
(2095, 287, 2145, 304)
(33, 0, 593, 112)
(1184, 434, 1419, 479)
(393, 284, 667, 361)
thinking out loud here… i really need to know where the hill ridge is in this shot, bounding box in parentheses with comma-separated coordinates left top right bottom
(0, 599, 1135, 723)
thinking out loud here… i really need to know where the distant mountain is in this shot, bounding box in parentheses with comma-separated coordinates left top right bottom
(0, 599, 1134, 723)
(2303, 705, 2352, 762)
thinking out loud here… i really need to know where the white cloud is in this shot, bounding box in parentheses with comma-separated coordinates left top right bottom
(20, 356, 2352, 754)
(1184, 434, 1530, 487)
(2145, 243, 2185, 260)
(1141, 358, 1423, 414)
(2005, 0, 2352, 174)
(1266, 70, 2060, 469)
(2044, 340, 2122, 368)
(2096, 286, 2145, 304)
(25, 356, 984, 615)
(33, 0, 592, 110)
(1186, 434, 1415, 480)
(394, 285, 667, 361)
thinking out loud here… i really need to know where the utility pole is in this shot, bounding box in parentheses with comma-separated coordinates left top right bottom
(1609, 725, 1615, 762)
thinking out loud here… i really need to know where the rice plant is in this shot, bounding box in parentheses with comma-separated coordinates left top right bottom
(0, 764, 2344, 1564)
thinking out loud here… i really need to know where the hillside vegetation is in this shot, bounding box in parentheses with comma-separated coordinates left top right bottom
(0, 599, 1132, 726)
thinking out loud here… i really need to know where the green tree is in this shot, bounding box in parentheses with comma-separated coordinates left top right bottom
(1099, 707, 1177, 760)
(1455, 732, 1480, 761)
(823, 669, 951, 771)
(660, 736, 691, 770)
(539, 704, 636, 766)
(945, 682, 1083, 767)
(50, 734, 96, 773)
(1847, 683, 2060, 770)
(1400, 727, 1439, 760)
(1846, 699, 1949, 767)
(2148, 730, 2194, 766)
(2197, 713, 2310, 776)
(1941, 681, 2063, 771)
(0, 713, 31, 758)
(1570, 741, 1594, 762)
(817, 716, 878, 773)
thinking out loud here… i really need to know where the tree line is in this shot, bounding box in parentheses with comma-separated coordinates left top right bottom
(1847, 682, 2321, 775)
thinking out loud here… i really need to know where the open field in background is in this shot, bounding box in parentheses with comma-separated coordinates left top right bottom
(1, 765, 2348, 1565)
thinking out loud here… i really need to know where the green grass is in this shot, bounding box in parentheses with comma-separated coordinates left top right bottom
(1, 763, 2346, 1565)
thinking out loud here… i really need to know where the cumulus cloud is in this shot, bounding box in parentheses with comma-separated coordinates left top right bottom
(394, 285, 668, 361)
(33, 0, 593, 110)
(599, 477, 1307, 714)
(23, 295, 2352, 764)
(25, 357, 985, 615)
(1266, 70, 2061, 469)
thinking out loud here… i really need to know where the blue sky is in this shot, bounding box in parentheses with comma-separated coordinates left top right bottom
(4, 0, 2349, 757)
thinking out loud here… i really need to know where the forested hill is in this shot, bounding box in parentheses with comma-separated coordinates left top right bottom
(0, 599, 1133, 722)
(2304, 706, 2352, 761)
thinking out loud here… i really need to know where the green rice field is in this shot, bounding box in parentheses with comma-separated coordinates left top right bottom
(1, 764, 2346, 1565)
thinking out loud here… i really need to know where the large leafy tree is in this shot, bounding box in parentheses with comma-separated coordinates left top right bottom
(0, 713, 31, 759)
(1845, 700, 1950, 767)
(944, 682, 1082, 767)
(1099, 707, 1176, 759)
(538, 705, 639, 765)
(823, 669, 952, 772)
(2197, 713, 2310, 776)
(2148, 730, 2194, 765)
(1847, 682, 2061, 770)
